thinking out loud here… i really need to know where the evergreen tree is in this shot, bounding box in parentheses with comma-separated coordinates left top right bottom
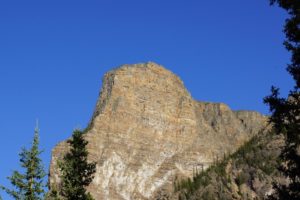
(45, 186, 61, 200)
(1, 122, 46, 200)
(264, 0, 300, 199)
(58, 129, 96, 200)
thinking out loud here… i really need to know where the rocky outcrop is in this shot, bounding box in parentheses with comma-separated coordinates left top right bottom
(172, 131, 284, 200)
(49, 62, 267, 200)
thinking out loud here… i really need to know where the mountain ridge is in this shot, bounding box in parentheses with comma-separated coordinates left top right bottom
(49, 62, 267, 200)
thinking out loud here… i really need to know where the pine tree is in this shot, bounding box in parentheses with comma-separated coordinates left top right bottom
(58, 129, 96, 200)
(45, 186, 61, 200)
(1, 122, 46, 200)
(264, 0, 300, 199)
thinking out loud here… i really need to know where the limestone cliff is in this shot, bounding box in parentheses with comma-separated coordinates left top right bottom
(49, 62, 267, 200)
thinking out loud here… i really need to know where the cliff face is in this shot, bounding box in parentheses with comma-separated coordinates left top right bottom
(172, 131, 284, 200)
(49, 62, 267, 200)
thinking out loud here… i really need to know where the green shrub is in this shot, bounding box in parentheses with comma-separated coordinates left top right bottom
(235, 172, 249, 186)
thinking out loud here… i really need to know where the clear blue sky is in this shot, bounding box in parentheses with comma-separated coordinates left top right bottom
(0, 0, 292, 199)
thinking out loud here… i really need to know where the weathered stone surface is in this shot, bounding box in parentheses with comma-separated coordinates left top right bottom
(49, 62, 267, 200)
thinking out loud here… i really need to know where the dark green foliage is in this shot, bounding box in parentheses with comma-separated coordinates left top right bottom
(235, 172, 249, 186)
(175, 131, 282, 200)
(264, 0, 300, 199)
(175, 160, 227, 199)
(232, 133, 278, 176)
(58, 129, 96, 200)
(0, 125, 46, 200)
(269, 0, 300, 87)
(45, 185, 61, 200)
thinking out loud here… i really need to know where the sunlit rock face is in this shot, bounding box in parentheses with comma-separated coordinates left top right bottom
(49, 62, 267, 200)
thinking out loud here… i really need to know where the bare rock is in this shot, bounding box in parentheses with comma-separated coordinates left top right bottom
(49, 62, 267, 200)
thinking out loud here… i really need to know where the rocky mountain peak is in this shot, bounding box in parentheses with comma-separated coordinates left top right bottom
(90, 62, 188, 121)
(50, 63, 267, 200)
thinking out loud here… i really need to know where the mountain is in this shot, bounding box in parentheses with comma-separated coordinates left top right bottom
(171, 130, 284, 200)
(49, 62, 267, 200)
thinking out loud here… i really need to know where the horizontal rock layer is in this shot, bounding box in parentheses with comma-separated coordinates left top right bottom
(50, 62, 267, 200)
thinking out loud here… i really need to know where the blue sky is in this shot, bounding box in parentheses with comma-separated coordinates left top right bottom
(0, 0, 292, 199)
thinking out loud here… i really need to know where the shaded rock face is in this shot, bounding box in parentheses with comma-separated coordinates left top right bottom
(49, 62, 267, 200)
